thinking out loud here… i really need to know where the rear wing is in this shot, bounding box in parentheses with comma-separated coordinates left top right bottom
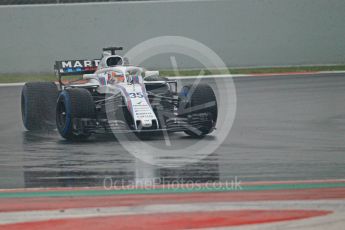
(54, 59, 100, 76)
(54, 47, 123, 76)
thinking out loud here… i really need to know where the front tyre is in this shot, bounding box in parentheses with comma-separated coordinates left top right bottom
(179, 84, 218, 138)
(56, 88, 96, 140)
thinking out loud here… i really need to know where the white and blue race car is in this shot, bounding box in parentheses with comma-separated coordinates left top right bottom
(21, 47, 217, 140)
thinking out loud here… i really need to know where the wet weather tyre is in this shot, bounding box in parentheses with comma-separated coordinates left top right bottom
(179, 84, 217, 137)
(21, 82, 58, 131)
(56, 88, 96, 140)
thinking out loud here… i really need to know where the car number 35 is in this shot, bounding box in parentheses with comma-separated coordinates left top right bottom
(129, 92, 144, 98)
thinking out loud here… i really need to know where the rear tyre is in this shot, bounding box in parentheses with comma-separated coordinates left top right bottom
(56, 88, 96, 140)
(179, 84, 217, 138)
(21, 82, 58, 131)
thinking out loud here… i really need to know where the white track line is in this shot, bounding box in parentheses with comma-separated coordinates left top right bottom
(168, 71, 345, 80)
(0, 82, 26, 87)
(1, 71, 345, 87)
(0, 0, 215, 9)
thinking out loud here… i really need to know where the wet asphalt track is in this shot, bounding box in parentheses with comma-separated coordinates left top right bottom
(0, 73, 345, 189)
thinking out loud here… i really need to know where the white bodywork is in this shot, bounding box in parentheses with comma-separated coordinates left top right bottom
(77, 56, 159, 130)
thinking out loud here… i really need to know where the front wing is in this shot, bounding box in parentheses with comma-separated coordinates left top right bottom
(71, 113, 213, 135)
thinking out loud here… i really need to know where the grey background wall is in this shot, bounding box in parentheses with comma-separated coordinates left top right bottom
(0, 0, 344, 73)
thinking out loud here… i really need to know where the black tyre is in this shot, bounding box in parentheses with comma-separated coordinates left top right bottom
(56, 88, 96, 140)
(179, 84, 217, 137)
(21, 82, 58, 131)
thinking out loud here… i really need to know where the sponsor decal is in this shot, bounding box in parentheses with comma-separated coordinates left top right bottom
(56, 59, 100, 74)
(60, 60, 100, 68)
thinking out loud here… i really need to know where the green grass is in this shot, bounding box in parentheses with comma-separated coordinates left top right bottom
(0, 74, 81, 83)
(160, 65, 345, 76)
(1, 65, 345, 83)
(0, 182, 344, 198)
(0, 74, 56, 83)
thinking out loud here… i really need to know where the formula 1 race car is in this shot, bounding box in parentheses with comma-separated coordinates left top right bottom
(21, 47, 218, 140)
